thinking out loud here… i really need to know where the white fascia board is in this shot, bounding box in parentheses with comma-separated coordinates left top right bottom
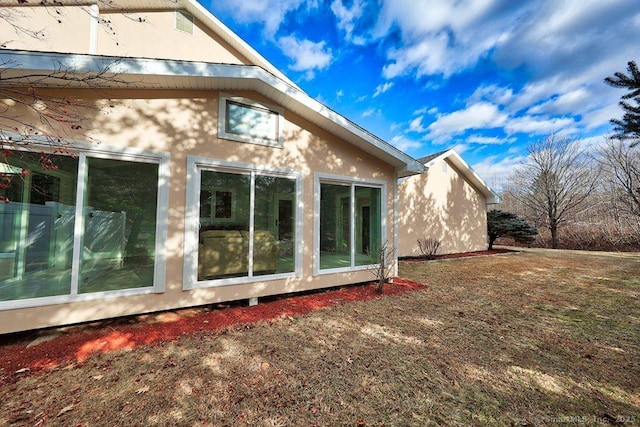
(79, 0, 298, 88)
(426, 149, 501, 204)
(0, 49, 424, 176)
(180, 0, 299, 90)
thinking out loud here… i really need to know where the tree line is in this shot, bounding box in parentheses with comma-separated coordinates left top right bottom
(491, 61, 640, 251)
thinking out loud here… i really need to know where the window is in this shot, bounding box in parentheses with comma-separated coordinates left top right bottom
(175, 11, 194, 34)
(184, 157, 301, 288)
(0, 149, 168, 307)
(218, 94, 283, 147)
(316, 175, 385, 273)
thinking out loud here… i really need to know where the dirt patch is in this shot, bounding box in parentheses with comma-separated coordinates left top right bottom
(399, 248, 515, 262)
(0, 278, 423, 387)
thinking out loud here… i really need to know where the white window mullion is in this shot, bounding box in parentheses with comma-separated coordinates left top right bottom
(350, 184, 355, 267)
(70, 153, 88, 296)
(248, 171, 256, 278)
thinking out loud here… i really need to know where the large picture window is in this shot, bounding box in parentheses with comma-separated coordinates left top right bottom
(0, 149, 167, 307)
(317, 177, 384, 272)
(185, 157, 300, 288)
(218, 94, 283, 147)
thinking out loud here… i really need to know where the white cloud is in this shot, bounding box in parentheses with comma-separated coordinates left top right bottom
(527, 88, 591, 115)
(390, 135, 421, 152)
(361, 108, 377, 118)
(366, 0, 639, 134)
(408, 116, 426, 133)
(451, 143, 470, 155)
(383, 33, 451, 79)
(504, 115, 577, 135)
(330, 0, 367, 45)
(278, 36, 333, 76)
(427, 102, 508, 140)
(373, 0, 526, 78)
(373, 82, 394, 97)
(213, 0, 317, 38)
(468, 85, 514, 107)
(467, 135, 516, 145)
(471, 154, 528, 190)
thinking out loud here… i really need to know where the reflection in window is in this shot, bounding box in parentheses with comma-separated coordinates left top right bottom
(214, 190, 233, 219)
(226, 101, 278, 141)
(319, 182, 382, 270)
(0, 153, 78, 301)
(319, 183, 351, 269)
(218, 95, 283, 147)
(0, 151, 162, 303)
(79, 158, 159, 294)
(197, 170, 296, 281)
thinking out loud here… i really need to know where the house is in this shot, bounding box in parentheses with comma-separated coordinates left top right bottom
(397, 149, 501, 257)
(0, 0, 425, 334)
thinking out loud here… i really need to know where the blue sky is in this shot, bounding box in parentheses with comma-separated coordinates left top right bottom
(205, 0, 640, 186)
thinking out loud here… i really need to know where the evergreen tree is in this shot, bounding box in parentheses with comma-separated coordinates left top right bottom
(487, 210, 538, 250)
(605, 60, 640, 142)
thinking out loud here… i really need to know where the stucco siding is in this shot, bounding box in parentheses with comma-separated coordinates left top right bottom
(0, 6, 248, 64)
(398, 158, 489, 256)
(0, 88, 396, 334)
(97, 11, 248, 64)
(0, 6, 92, 54)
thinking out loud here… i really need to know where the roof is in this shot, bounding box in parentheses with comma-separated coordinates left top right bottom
(0, 0, 299, 89)
(416, 150, 449, 165)
(419, 149, 501, 204)
(0, 49, 425, 177)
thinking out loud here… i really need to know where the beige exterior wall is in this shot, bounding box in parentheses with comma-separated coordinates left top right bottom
(0, 6, 92, 54)
(0, 6, 248, 64)
(0, 88, 396, 334)
(398, 158, 489, 256)
(97, 11, 247, 63)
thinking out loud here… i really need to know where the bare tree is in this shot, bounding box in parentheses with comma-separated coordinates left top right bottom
(369, 241, 396, 294)
(509, 134, 599, 249)
(0, 1, 143, 192)
(597, 137, 640, 218)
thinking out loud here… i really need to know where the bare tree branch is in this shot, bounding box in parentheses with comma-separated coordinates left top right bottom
(509, 134, 599, 248)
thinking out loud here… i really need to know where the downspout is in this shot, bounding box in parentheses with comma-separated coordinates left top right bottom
(88, 3, 99, 54)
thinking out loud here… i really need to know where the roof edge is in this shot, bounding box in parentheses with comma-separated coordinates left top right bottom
(423, 149, 501, 204)
(0, 49, 424, 176)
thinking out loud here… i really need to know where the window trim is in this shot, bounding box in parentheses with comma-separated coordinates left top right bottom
(218, 93, 284, 148)
(0, 142, 170, 311)
(313, 173, 387, 276)
(183, 156, 303, 290)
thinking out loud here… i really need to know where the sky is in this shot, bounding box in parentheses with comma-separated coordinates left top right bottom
(205, 0, 640, 187)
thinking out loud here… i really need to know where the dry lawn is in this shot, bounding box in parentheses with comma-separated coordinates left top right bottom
(1, 248, 639, 426)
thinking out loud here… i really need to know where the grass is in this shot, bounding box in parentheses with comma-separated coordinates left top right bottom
(1, 248, 639, 426)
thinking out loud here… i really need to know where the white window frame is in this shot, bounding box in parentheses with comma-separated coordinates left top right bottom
(0, 139, 170, 311)
(183, 156, 302, 290)
(313, 173, 387, 276)
(218, 93, 284, 148)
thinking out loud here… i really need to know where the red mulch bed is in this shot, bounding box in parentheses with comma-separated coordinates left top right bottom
(0, 278, 423, 387)
(399, 248, 516, 262)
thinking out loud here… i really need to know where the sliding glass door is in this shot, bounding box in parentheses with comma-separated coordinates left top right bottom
(0, 150, 164, 304)
(317, 178, 384, 272)
(186, 157, 300, 288)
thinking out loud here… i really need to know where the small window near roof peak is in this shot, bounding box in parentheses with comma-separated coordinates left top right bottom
(218, 94, 284, 147)
(175, 10, 194, 34)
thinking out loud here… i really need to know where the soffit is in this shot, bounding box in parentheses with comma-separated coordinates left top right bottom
(0, 50, 424, 177)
